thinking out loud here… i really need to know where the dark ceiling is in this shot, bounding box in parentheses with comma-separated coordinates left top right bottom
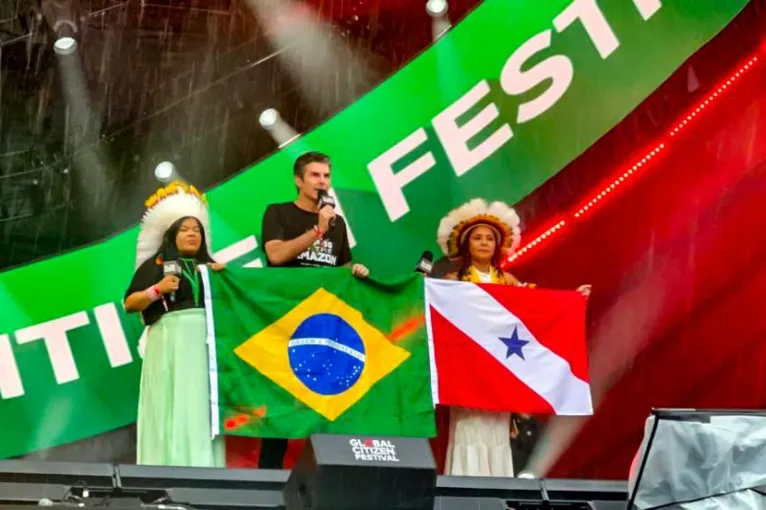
(0, 0, 480, 269)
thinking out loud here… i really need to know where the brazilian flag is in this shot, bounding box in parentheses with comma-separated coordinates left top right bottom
(206, 267, 435, 438)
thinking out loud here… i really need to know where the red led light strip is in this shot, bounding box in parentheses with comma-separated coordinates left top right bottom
(573, 141, 667, 220)
(506, 54, 760, 265)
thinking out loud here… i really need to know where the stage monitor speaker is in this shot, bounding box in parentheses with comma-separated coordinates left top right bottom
(0, 460, 116, 504)
(284, 434, 436, 510)
(437, 475, 543, 501)
(587, 502, 628, 510)
(0, 460, 115, 488)
(117, 464, 287, 491)
(117, 465, 287, 509)
(542, 479, 628, 503)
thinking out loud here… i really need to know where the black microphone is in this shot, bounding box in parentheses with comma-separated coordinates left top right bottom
(415, 250, 434, 275)
(317, 189, 336, 229)
(163, 260, 182, 303)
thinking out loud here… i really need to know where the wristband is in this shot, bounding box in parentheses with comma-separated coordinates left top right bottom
(313, 225, 323, 240)
(145, 285, 161, 302)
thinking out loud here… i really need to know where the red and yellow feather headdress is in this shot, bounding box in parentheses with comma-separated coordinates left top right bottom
(135, 180, 211, 269)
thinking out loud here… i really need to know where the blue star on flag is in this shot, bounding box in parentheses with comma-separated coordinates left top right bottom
(499, 327, 529, 360)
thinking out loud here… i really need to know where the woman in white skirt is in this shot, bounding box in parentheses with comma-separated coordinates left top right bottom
(123, 182, 225, 467)
(436, 199, 590, 477)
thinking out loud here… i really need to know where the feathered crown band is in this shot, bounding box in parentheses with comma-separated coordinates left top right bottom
(144, 180, 207, 209)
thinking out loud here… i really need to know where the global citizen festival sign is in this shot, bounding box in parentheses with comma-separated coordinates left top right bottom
(349, 438, 400, 462)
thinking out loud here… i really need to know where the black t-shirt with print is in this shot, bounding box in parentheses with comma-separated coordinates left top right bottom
(261, 202, 352, 268)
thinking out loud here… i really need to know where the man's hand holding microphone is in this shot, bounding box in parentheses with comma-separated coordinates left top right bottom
(316, 189, 337, 233)
(317, 203, 336, 237)
(316, 189, 369, 279)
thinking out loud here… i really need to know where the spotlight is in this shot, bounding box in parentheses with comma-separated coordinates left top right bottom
(517, 472, 536, 479)
(426, 0, 448, 17)
(259, 108, 279, 129)
(51, 18, 77, 55)
(259, 109, 299, 146)
(54, 36, 76, 55)
(154, 161, 176, 182)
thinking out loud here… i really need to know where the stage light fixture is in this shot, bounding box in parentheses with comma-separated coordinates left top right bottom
(259, 109, 279, 129)
(154, 161, 176, 182)
(44, 0, 78, 56)
(426, 0, 448, 17)
(506, 53, 761, 265)
(54, 36, 76, 55)
(52, 20, 77, 55)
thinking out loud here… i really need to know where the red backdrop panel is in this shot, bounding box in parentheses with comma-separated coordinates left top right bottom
(514, 67, 766, 480)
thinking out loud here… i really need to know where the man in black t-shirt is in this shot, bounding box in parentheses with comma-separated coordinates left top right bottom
(258, 151, 369, 469)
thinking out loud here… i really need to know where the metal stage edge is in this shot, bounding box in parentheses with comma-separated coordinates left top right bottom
(0, 460, 628, 509)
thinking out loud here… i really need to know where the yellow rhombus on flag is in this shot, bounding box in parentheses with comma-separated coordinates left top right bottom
(234, 288, 410, 421)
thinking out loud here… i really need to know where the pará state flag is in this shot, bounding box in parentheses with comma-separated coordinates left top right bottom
(201, 267, 435, 438)
(425, 279, 593, 415)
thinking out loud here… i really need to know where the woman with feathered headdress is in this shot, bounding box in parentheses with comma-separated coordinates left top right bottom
(436, 198, 590, 477)
(123, 181, 225, 467)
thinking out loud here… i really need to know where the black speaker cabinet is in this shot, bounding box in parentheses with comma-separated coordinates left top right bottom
(284, 434, 436, 510)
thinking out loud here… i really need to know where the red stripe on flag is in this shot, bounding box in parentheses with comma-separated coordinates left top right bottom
(430, 306, 555, 414)
(388, 314, 425, 343)
(477, 285, 590, 382)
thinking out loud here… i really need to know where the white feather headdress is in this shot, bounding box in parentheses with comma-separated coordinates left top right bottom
(437, 198, 521, 258)
(135, 181, 211, 269)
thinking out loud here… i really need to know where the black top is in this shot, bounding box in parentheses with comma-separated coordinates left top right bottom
(125, 256, 206, 326)
(261, 202, 352, 268)
(511, 414, 542, 473)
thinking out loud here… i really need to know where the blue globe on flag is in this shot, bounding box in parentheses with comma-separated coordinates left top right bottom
(288, 313, 366, 395)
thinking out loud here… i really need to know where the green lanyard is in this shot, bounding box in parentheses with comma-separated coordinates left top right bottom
(180, 258, 201, 307)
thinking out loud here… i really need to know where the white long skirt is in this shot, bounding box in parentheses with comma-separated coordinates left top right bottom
(137, 309, 225, 467)
(445, 407, 514, 477)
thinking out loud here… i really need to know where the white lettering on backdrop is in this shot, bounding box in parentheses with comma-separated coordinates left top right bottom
(369, 0, 662, 222)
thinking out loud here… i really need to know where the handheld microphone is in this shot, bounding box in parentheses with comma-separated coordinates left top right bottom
(163, 260, 182, 303)
(415, 250, 434, 275)
(317, 189, 336, 229)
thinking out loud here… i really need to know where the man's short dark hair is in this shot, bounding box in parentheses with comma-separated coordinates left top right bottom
(294, 151, 331, 179)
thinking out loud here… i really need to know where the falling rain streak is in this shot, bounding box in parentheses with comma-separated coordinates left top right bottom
(0, 0, 477, 270)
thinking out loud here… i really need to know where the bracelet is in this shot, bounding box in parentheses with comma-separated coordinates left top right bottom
(313, 225, 323, 240)
(145, 285, 161, 302)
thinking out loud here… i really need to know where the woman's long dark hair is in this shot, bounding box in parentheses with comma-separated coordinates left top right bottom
(157, 216, 215, 263)
(456, 225, 505, 280)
